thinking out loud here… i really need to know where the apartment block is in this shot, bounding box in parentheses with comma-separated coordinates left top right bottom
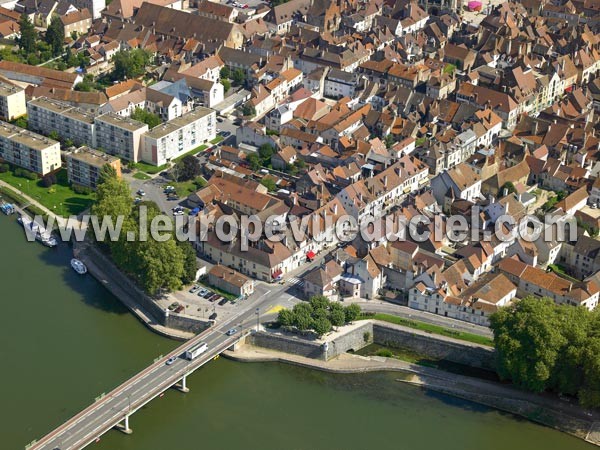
(0, 121, 61, 175)
(140, 107, 215, 166)
(0, 79, 26, 121)
(95, 113, 148, 162)
(27, 97, 96, 148)
(66, 146, 122, 189)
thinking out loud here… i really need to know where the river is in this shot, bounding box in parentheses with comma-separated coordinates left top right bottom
(0, 216, 593, 450)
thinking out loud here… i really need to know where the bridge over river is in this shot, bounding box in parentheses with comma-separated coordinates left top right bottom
(27, 312, 258, 450)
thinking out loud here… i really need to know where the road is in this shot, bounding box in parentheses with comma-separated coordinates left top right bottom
(354, 301, 492, 337)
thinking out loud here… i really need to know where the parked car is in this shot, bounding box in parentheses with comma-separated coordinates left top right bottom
(226, 328, 237, 336)
(209, 294, 219, 302)
(218, 297, 228, 306)
(174, 305, 185, 313)
(137, 189, 145, 196)
(167, 195, 180, 201)
(202, 291, 213, 299)
(189, 285, 200, 294)
(209, 312, 218, 320)
(217, 117, 224, 123)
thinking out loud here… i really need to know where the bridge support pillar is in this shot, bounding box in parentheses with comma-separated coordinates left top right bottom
(116, 414, 133, 435)
(175, 375, 189, 393)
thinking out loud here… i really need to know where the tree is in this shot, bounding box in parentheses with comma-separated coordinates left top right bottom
(111, 49, 150, 80)
(258, 144, 275, 162)
(260, 177, 276, 192)
(278, 309, 296, 328)
(220, 66, 230, 79)
(48, 130, 60, 141)
(490, 297, 567, 393)
(174, 155, 201, 182)
(344, 304, 361, 323)
(294, 311, 313, 331)
(309, 295, 329, 310)
(93, 165, 132, 220)
(178, 241, 198, 285)
(131, 107, 161, 128)
(313, 317, 332, 337)
(45, 16, 65, 56)
(246, 153, 261, 171)
(500, 182, 516, 197)
(136, 238, 186, 294)
(221, 79, 231, 93)
(41, 173, 57, 187)
(231, 68, 245, 86)
(18, 14, 36, 54)
(329, 303, 346, 327)
(242, 103, 256, 117)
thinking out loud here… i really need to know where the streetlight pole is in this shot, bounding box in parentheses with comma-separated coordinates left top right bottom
(255, 307, 259, 331)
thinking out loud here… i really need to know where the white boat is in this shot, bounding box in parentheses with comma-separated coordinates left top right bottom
(18, 214, 58, 247)
(71, 259, 87, 275)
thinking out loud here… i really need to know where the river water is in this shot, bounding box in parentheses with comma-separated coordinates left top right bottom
(0, 216, 593, 450)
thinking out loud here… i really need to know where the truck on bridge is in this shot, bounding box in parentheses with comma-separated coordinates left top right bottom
(185, 342, 208, 360)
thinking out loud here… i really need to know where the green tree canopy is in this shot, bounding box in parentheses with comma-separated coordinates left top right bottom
(344, 304, 361, 323)
(45, 16, 65, 56)
(111, 49, 150, 81)
(18, 14, 36, 54)
(260, 177, 276, 192)
(313, 317, 332, 337)
(174, 155, 201, 182)
(131, 107, 161, 128)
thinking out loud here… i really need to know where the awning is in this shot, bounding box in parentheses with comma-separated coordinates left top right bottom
(306, 250, 316, 260)
(272, 269, 282, 279)
(468, 0, 482, 10)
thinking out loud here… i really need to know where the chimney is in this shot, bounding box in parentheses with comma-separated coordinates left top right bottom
(383, 175, 388, 188)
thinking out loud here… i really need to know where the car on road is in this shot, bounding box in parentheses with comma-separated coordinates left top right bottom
(226, 328, 237, 336)
(172, 207, 184, 216)
(137, 189, 146, 196)
(189, 285, 200, 294)
(166, 356, 177, 365)
(218, 297, 228, 306)
(217, 117, 224, 123)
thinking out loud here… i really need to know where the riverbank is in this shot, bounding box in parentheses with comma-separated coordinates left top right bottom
(225, 342, 600, 447)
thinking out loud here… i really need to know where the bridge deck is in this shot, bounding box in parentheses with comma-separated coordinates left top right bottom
(28, 325, 245, 450)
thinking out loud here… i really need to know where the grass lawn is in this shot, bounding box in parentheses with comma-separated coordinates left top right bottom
(0, 168, 94, 217)
(359, 313, 494, 347)
(210, 135, 224, 145)
(133, 172, 151, 180)
(173, 144, 209, 163)
(548, 264, 580, 283)
(133, 161, 169, 175)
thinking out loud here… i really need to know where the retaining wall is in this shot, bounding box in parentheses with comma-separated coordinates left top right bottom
(251, 320, 495, 369)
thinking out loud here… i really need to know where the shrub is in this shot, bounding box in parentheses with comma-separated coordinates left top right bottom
(375, 349, 394, 358)
(72, 184, 92, 195)
(14, 168, 37, 180)
(41, 173, 57, 187)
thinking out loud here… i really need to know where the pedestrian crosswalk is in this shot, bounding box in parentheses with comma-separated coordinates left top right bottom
(287, 277, 304, 288)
